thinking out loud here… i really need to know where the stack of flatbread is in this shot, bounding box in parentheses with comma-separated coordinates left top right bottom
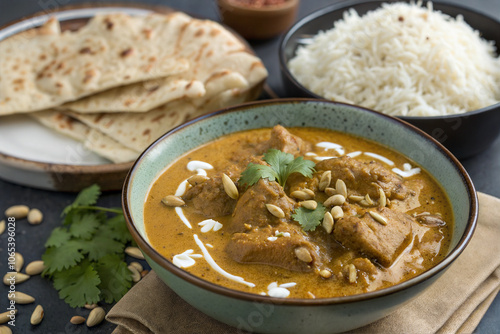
(0, 11, 268, 163)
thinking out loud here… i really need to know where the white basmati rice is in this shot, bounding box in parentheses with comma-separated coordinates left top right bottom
(288, 2, 500, 116)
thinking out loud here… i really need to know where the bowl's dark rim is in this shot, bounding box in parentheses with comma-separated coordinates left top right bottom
(122, 98, 478, 306)
(278, 0, 500, 121)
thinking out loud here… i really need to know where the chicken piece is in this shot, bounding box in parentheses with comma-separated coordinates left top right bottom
(333, 207, 413, 266)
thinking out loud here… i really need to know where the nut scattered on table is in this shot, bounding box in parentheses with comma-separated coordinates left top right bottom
(86, 307, 106, 327)
(129, 262, 143, 272)
(0, 310, 16, 325)
(4, 205, 29, 219)
(14, 253, 24, 272)
(0, 325, 13, 334)
(8, 291, 35, 304)
(70, 315, 86, 325)
(25, 261, 45, 276)
(124, 247, 144, 260)
(128, 265, 141, 283)
(27, 208, 43, 225)
(84, 303, 98, 310)
(3, 272, 30, 285)
(30, 305, 44, 325)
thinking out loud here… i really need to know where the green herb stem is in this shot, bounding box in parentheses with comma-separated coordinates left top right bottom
(74, 206, 123, 214)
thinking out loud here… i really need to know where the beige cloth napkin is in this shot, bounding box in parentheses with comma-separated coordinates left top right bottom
(107, 192, 500, 334)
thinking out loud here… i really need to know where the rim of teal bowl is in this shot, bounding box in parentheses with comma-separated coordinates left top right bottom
(122, 98, 478, 306)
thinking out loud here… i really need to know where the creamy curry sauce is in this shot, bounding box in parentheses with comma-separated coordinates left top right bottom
(144, 126, 453, 298)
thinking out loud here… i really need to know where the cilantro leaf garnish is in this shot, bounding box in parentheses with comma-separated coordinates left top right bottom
(68, 212, 102, 239)
(263, 148, 294, 178)
(96, 254, 133, 304)
(239, 149, 316, 187)
(43, 241, 85, 274)
(53, 260, 101, 308)
(81, 233, 125, 261)
(292, 203, 326, 232)
(43, 184, 135, 308)
(106, 214, 133, 243)
(283, 156, 315, 182)
(239, 164, 277, 185)
(62, 184, 101, 217)
(44, 227, 71, 248)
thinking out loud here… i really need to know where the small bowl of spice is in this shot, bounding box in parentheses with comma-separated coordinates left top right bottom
(218, 0, 299, 40)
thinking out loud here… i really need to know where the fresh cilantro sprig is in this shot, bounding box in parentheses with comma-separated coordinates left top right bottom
(292, 203, 326, 232)
(42, 185, 134, 307)
(239, 149, 316, 188)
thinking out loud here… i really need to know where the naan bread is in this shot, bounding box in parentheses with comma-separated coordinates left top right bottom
(61, 77, 206, 113)
(3, 16, 61, 43)
(31, 110, 90, 142)
(84, 128, 140, 163)
(63, 13, 267, 152)
(61, 13, 266, 113)
(67, 100, 201, 152)
(0, 13, 196, 115)
(68, 82, 262, 153)
(31, 110, 139, 163)
(2, 11, 268, 164)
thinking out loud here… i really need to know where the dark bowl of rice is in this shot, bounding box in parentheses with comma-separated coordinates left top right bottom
(279, 0, 500, 159)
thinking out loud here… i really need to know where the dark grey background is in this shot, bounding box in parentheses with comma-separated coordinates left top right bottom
(0, 0, 499, 333)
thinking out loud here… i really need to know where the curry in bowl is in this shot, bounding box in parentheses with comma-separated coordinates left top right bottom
(144, 125, 453, 298)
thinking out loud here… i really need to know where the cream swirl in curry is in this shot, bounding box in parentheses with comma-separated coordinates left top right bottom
(144, 126, 453, 298)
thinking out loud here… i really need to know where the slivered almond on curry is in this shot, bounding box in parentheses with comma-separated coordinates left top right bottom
(144, 125, 453, 298)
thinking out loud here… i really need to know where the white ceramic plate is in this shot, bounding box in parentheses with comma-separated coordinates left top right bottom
(0, 114, 108, 165)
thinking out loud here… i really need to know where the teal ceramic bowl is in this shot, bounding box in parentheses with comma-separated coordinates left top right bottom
(122, 99, 478, 334)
